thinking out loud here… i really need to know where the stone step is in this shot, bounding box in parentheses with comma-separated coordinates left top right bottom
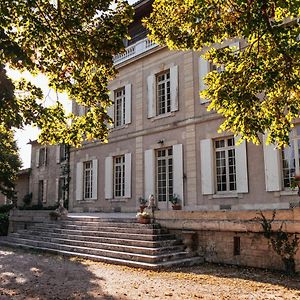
(21, 227, 175, 241)
(32, 224, 166, 235)
(66, 217, 137, 223)
(7, 235, 185, 255)
(10, 232, 180, 248)
(4, 237, 189, 263)
(0, 238, 203, 270)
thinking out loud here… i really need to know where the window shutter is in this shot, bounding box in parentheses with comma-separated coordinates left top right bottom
(200, 139, 214, 195)
(170, 65, 179, 112)
(78, 105, 85, 116)
(263, 135, 281, 191)
(199, 57, 211, 103)
(144, 149, 155, 199)
(56, 145, 60, 163)
(125, 84, 132, 124)
(75, 162, 83, 201)
(44, 148, 48, 166)
(147, 74, 156, 118)
(91, 159, 98, 200)
(107, 90, 114, 129)
(124, 153, 132, 198)
(105, 156, 113, 199)
(36, 149, 40, 168)
(172, 144, 184, 204)
(43, 180, 47, 203)
(56, 178, 59, 201)
(235, 138, 249, 193)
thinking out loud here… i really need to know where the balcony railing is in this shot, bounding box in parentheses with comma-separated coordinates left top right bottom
(113, 37, 158, 65)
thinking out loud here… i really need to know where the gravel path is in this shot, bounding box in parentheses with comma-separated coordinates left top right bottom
(0, 247, 300, 300)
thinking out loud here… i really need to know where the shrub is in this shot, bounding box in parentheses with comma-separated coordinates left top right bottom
(22, 193, 32, 206)
(0, 213, 9, 236)
(0, 204, 14, 214)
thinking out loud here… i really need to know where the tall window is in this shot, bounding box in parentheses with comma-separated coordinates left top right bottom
(282, 127, 300, 188)
(114, 87, 126, 127)
(39, 147, 47, 167)
(156, 70, 171, 115)
(83, 161, 93, 199)
(114, 155, 125, 197)
(58, 176, 67, 201)
(60, 144, 68, 162)
(215, 137, 236, 192)
(38, 180, 44, 204)
(156, 148, 173, 202)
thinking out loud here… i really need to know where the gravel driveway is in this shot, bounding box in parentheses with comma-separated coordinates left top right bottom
(0, 247, 300, 300)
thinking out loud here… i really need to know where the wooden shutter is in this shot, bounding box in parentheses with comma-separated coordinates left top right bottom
(105, 156, 113, 199)
(36, 149, 40, 168)
(75, 162, 83, 201)
(170, 65, 179, 112)
(55, 178, 59, 201)
(263, 135, 281, 191)
(172, 144, 184, 204)
(235, 138, 249, 193)
(144, 149, 155, 199)
(43, 180, 47, 203)
(124, 153, 132, 198)
(199, 57, 211, 103)
(200, 139, 214, 195)
(125, 84, 132, 124)
(78, 105, 85, 116)
(107, 90, 114, 128)
(56, 145, 60, 163)
(91, 159, 98, 200)
(147, 74, 156, 118)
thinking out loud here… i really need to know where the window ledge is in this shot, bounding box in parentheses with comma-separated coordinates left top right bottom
(77, 199, 97, 203)
(108, 198, 129, 203)
(279, 190, 298, 196)
(212, 193, 239, 199)
(151, 112, 175, 121)
(111, 124, 129, 131)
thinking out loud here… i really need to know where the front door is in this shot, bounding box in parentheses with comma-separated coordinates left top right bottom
(156, 147, 173, 210)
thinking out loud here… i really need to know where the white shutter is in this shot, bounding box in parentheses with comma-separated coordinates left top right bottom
(107, 90, 114, 128)
(44, 148, 48, 166)
(235, 138, 249, 193)
(199, 57, 211, 103)
(173, 144, 184, 204)
(144, 149, 155, 199)
(55, 178, 59, 201)
(125, 84, 132, 124)
(200, 139, 214, 195)
(75, 162, 83, 201)
(124, 153, 132, 198)
(36, 149, 40, 168)
(105, 156, 113, 199)
(56, 145, 60, 163)
(43, 180, 47, 203)
(78, 105, 85, 116)
(263, 135, 281, 191)
(170, 65, 179, 112)
(147, 74, 156, 118)
(91, 159, 98, 200)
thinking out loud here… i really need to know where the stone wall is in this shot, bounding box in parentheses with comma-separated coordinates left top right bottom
(155, 208, 300, 272)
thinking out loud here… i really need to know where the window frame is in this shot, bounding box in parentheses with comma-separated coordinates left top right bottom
(114, 87, 126, 128)
(113, 155, 125, 198)
(39, 147, 47, 167)
(156, 70, 171, 116)
(83, 160, 93, 200)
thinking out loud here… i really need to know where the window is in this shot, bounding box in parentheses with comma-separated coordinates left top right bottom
(58, 177, 67, 201)
(233, 236, 241, 256)
(38, 147, 47, 167)
(38, 180, 44, 204)
(156, 70, 171, 115)
(83, 161, 93, 199)
(114, 87, 126, 127)
(114, 155, 125, 198)
(214, 137, 236, 192)
(156, 148, 173, 202)
(282, 127, 300, 188)
(60, 144, 68, 162)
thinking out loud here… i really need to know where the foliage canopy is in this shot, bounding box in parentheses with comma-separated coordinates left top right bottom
(146, 0, 300, 147)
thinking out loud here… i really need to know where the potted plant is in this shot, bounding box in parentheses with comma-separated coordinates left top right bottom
(291, 175, 300, 196)
(138, 197, 147, 212)
(136, 211, 151, 224)
(170, 194, 182, 210)
(49, 211, 60, 221)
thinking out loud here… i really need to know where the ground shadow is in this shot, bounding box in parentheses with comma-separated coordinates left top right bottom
(0, 246, 123, 300)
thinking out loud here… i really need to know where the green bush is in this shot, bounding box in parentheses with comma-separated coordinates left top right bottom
(0, 204, 14, 214)
(19, 204, 59, 211)
(0, 213, 9, 236)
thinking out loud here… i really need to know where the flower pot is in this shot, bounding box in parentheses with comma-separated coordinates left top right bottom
(172, 204, 182, 210)
(138, 217, 151, 224)
(140, 205, 147, 213)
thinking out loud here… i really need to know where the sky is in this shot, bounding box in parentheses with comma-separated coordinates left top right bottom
(10, 0, 138, 169)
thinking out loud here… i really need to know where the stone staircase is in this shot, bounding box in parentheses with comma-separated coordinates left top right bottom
(0, 216, 201, 269)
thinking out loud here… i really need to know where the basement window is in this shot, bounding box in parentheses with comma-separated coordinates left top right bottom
(233, 236, 241, 256)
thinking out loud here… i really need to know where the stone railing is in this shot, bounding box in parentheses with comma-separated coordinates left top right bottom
(113, 37, 158, 65)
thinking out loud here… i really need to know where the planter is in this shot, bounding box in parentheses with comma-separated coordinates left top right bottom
(172, 204, 182, 210)
(140, 205, 147, 213)
(138, 217, 151, 224)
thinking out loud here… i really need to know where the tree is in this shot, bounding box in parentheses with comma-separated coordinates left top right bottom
(0, 0, 133, 147)
(146, 0, 300, 147)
